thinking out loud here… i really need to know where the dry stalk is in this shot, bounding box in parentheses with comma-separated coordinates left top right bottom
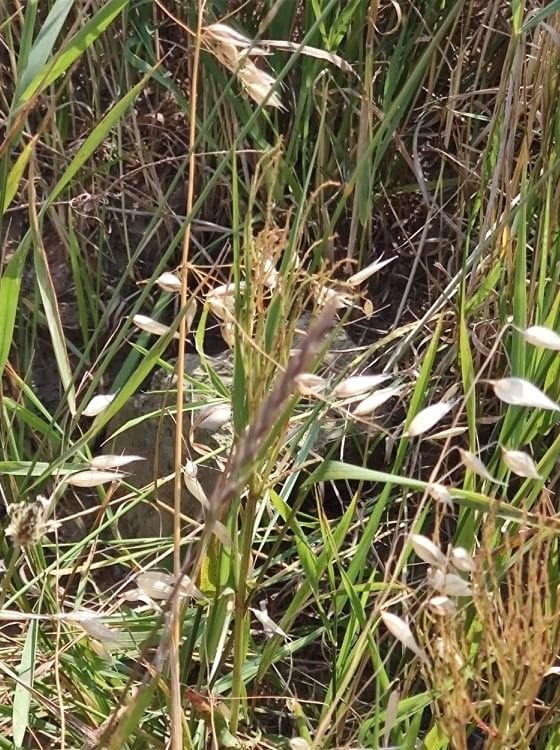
(170, 2, 206, 749)
(421, 515, 560, 748)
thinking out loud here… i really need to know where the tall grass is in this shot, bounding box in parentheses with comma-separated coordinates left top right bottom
(2, 1, 560, 748)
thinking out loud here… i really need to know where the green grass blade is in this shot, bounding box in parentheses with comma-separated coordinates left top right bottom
(17, 0, 130, 105)
(12, 619, 38, 748)
(47, 72, 151, 208)
(522, 1, 560, 31)
(16, 0, 74, 101)
(0, 243, 29, 381)
(33, 232, 76, 415)
(2, 136, 38, 212)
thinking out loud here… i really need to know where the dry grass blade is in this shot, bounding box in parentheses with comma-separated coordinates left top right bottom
(260, 39, 354, 73)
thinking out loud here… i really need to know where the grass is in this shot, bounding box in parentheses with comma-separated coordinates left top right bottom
(2, 0, 560, 748)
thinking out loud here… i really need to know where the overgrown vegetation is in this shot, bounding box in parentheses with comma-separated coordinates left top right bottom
(2, 0, 560, 747)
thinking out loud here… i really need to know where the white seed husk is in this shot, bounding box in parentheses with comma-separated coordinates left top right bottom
(89, 455, 144, 470)
(380, 611, 425, 660)
(501, 448, 542, 479)
(67, 470, 125, 487)
(132, 314, 179, 339)
(196, 404, 232, 431)
(289, 739, 310, 750)
(491, 377, 560, 411)
(333, 374, 391, 399)
(459, 449, 504, 485)
(428, 596, 457, 616)
(406, 401, 454, 437)
(295, 373, 328, 397)
(450, 547, 476, 573)
(429, 568, 472, 598)
(183, 471, 210, 509)
(347, 256, 396, 286)
(250, 606, 288, 639)
(156, 272, 182, 292)
(82, 393, 116, 417)
(522, 325, 560, 350)
(426, 483, 454, 509)
(384, 687, 401, 747)
(136, 571, 201, 601)
(409, 534, 447, 569)
(66, 609, 125, 646)
(353, 387, 400, 416)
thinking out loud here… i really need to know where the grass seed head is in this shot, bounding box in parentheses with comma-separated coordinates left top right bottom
(5, 496, 60, 547)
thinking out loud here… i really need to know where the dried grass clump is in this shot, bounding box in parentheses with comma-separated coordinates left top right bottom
(202, 23, 284, 109)
(421, 516, 560, 749)
(202, 20, 352, 109)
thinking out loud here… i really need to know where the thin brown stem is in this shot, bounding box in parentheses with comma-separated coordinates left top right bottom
(170, 2, 206, 748)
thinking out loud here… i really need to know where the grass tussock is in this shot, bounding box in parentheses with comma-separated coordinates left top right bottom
(2, 1, 560, 748)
